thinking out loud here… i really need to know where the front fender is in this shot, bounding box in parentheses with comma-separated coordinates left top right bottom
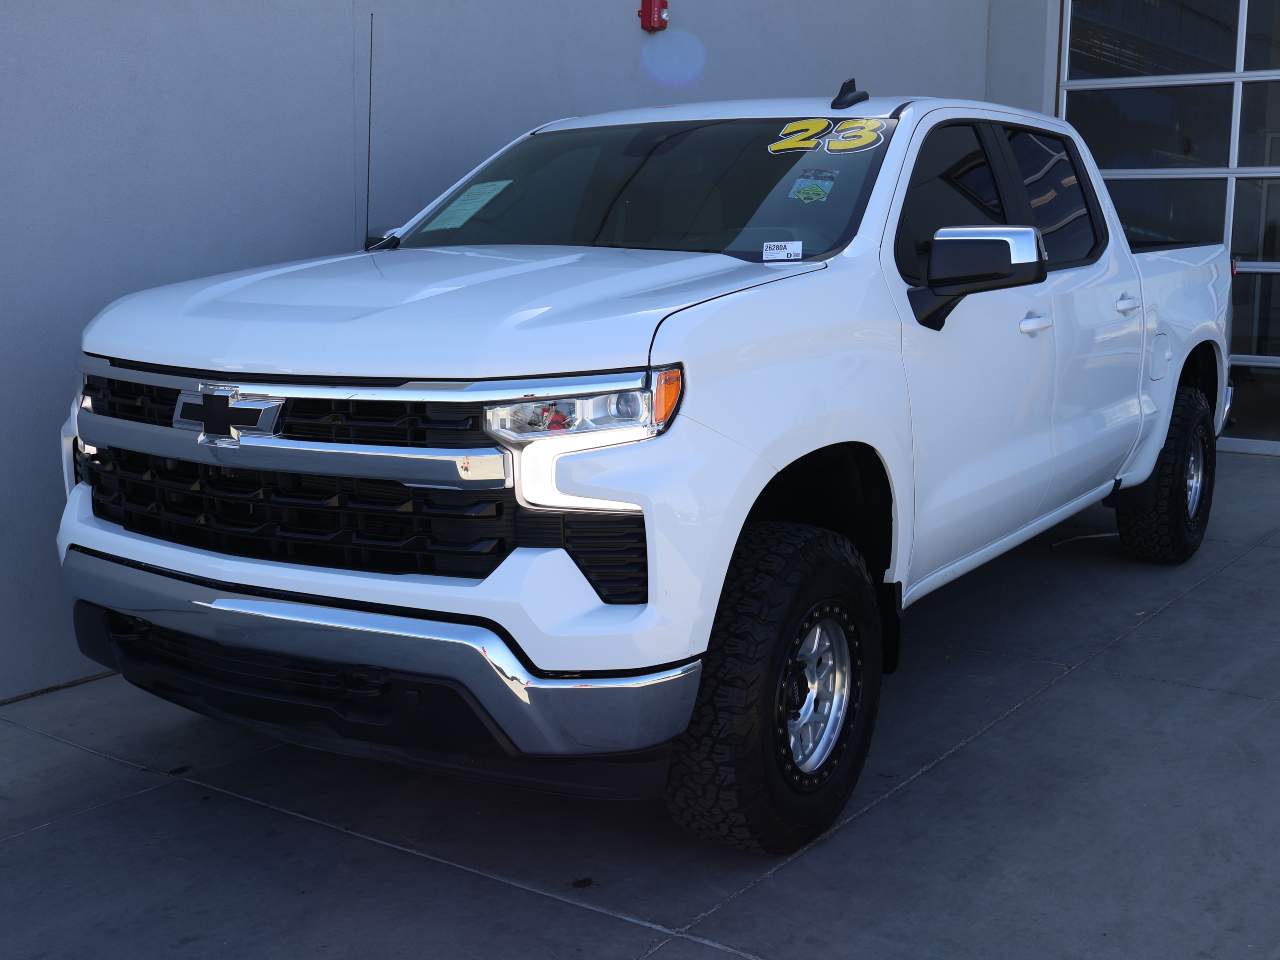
(648, 254, 915, 587)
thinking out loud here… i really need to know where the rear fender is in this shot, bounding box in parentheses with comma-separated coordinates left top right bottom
(1118, 246, 1229, 488)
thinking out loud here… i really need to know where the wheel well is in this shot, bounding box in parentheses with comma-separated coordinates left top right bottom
(1179, 341, 1219, 417)
(745, 443, 901, 671)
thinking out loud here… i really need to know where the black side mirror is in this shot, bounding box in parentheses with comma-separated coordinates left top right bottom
(910, 226, 1047, 330)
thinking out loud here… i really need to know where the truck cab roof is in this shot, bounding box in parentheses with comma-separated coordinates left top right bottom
(539, 97, 1059, 133)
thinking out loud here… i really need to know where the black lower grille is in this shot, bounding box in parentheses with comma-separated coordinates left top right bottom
(83, 447, 647, 603)
(96, 607, 507, 756)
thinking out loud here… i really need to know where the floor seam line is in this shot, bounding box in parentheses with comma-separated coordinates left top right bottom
(0, 715, 164, 774)
(673, 533, 1269, 938)
(635, 937, 677, 959)
(962, 645, 1073, 669)
(0, 722, 765, 956)
(0, 711, 288, 776)
(0, 780, 173, 846)
(182, 775, 768, 960)
(1091, 666, 1280, 702)
(0, 670, 116, 707)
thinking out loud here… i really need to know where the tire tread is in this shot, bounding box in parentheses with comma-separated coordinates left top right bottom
(1116, 386, 1213, 563)
(664, 522, 878, 852)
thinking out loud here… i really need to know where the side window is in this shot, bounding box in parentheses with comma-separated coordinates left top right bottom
(1003, 128, 1100, 268)
(895, 124, 1006, 286)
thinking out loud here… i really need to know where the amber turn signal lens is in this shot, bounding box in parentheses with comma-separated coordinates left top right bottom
(652, 367, 683, 429)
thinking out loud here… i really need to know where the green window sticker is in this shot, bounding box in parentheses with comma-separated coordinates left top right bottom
(424, 180, 513, 230)
(789, 169, 838, 204)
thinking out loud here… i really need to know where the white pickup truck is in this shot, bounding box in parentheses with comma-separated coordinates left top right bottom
(59, 88, 1230, 852)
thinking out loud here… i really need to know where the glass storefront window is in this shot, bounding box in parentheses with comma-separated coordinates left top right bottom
(1069, 0, 1239, 79)
(1067, 85, 1232, 168)
(1245, 0, 1280, 70)
(1223, 366, 1280, 441)
(1238, 82, 1280, 167)
(1105, 178, 1226, 249)
(1231, 179, 1280, 260)
(1064, 1, 1280, 448)
(1232, 274, 1280, 358)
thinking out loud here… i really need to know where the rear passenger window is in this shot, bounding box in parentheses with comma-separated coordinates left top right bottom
(1004, 128, 1101, 268)
(895, 124, 1006, 286)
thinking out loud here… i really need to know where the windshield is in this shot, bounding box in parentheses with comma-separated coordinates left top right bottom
(400, 118, 896, 262)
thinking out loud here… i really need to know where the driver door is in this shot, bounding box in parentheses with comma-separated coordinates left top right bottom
(882, 116, 1057, 592)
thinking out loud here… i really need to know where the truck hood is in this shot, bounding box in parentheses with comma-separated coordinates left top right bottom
(83, 246, 821, 379)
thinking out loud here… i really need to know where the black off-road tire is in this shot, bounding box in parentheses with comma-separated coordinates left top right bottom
(664, 522, 882, 854)
(1116, 385, 1216, 563)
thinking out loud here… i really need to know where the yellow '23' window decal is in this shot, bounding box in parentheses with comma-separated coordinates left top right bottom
(768, 118, 886, 155)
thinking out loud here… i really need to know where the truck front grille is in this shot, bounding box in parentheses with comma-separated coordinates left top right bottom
(83, 376, 178, 428)
(85, 375, 491, 449)
(82, 447, 647, 602)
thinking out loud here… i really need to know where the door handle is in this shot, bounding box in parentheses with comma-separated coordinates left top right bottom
(1116, 295, 1141, 315)
(1019, 314, 1053, 335)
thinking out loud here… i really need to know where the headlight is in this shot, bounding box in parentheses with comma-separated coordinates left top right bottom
(483, 366, 683, 512)
(484, 367, 683, 445)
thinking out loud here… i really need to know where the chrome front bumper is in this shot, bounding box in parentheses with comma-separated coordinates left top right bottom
(61, 547, 700, 757)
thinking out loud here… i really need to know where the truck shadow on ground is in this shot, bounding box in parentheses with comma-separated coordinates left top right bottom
(171, 497, 1256, 926)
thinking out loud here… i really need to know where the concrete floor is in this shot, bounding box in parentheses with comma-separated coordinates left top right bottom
(4, 451, 1279, 960)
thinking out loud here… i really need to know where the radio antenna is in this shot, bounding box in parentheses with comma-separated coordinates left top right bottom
(363, 12, 374, 244)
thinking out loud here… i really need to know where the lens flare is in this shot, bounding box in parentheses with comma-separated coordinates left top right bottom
(640, 29, 707, 88)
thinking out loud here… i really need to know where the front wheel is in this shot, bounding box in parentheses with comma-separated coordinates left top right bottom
(664, 522, 882, 853)
(1116, 385, 1216, 563)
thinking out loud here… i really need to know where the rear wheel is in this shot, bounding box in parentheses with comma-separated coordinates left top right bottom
(1116, 385, 1215, 563)
(664, 522, 882, 853)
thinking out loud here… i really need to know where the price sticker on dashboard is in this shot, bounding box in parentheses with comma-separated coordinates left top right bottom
(763, 241, 803, 261)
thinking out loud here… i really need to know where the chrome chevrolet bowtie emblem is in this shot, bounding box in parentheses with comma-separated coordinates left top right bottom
(173, 384, 284, 447)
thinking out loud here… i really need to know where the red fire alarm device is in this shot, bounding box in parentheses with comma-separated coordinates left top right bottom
(639, 0, 669, 32)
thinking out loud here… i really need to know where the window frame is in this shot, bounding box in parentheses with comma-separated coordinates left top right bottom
(893, 119, 1022, 288)
(993, 121, 1110, 272)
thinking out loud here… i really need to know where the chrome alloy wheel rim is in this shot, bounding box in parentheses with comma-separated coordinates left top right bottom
(780, 610, 854, 776)
(1186, 431, 1205, 518)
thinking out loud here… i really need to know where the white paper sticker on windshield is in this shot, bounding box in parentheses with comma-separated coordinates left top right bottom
(763, 241, 803, 261)
(424, 180, 513, 231)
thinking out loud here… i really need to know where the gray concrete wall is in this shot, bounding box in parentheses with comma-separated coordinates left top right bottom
(0, 1, 1059, 700)
(987, 0, 1064, 115)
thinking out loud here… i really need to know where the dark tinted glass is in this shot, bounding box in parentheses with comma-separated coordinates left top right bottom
(1246, 0, 1280, 69)
(1004, 129, 1098, 266)
(1067, 85, 1232, 168)
(1223, 366, 1280, 441)
(401, 118, 894, 262)
(1232, 179, 1280, 260)
(895, 125, 1005, 285)
(1232, 275, 1280, 357)
(1238, 82, 1280, 167)
(1106, 178, 1226, 250)
(1069, 0, 1238, 79)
